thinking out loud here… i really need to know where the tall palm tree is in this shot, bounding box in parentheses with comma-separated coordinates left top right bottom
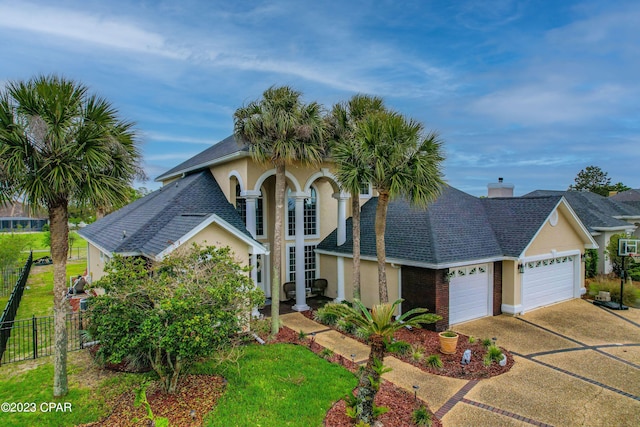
(358, 111, 445, 303)
(321, 299, 440, 424)
(0, 75, 142, 397)
(328, 95, 385, 300)
(234, 86, 326, 335)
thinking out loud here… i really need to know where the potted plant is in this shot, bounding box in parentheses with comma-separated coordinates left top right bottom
(438, 330, 459, 354)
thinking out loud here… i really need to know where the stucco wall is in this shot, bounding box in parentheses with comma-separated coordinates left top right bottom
(524, 208, 584, 256)
(501, 260, 518, 310)
(87, 243, 107, 282)
(183, 222, 251, 267)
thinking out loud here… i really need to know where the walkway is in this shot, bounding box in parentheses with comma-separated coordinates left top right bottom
(280, 299, 640, 426)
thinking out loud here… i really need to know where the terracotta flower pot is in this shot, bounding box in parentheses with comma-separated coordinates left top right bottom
(438, 331, 459, 354)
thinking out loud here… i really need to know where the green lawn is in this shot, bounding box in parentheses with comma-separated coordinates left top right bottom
(0, 351, 149, 427)
(0, 344, 357, 427)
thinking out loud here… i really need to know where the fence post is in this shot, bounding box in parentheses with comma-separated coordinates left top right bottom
(32, 315, 37, 360)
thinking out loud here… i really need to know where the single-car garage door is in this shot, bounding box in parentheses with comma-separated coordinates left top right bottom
(522, 255, 576, 312)
(449, 264, 491, 325)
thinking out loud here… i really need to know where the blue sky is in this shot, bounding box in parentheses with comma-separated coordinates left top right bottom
(1, 0, 638, 196)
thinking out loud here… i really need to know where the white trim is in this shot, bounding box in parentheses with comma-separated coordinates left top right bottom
(501, 303, 522, 315)
(155, 214, 266, 260)
(155, 151, 249, 182)
(314, 248, 505, 270)
(228, 170, 244, 192)
(303, 168, 340, 193)
(254, 169, 302, 193)
(285, 187, 319, 240)
(520, 250, 579, 313)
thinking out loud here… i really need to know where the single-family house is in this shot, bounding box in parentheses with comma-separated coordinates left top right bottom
(79, 136, 598, 330)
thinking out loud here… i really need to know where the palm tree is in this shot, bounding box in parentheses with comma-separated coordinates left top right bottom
(358, 111, 445, 303)
(328, 95, 386, 300)
(0, 75, 142, 397)
(234, 86, 326, 335)
(321, 299, 440, 424)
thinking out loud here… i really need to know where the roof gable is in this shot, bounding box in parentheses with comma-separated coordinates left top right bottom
(79, 170, 258, 258)
(155, 135, 249, 182)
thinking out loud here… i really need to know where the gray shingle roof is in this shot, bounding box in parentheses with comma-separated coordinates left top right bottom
(155, 135, 249, 182)
(79, 170, 255, 258)
(523, 190, 639, 231)
(317, 186, 560, 266)
(481, 196, 563, 256)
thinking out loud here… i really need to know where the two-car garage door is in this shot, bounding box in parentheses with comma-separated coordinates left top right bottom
(522, 255, 576, 312)
(449, 264, 491, 325)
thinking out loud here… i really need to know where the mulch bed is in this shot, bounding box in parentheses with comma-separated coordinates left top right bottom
(88, 310, 513, 426)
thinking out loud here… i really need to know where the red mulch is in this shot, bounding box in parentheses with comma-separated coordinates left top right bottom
(88, 309, 513, 427)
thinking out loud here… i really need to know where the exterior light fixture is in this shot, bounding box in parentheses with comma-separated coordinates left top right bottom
(518, 263, 524, 274)
(412, 384, 419, 401)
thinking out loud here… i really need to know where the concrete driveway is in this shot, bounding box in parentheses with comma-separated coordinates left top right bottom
(447, 299, 640, 426)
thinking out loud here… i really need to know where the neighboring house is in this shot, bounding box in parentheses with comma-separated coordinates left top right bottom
(80, 136, 598, 330)
(0, 202, 48, 232)
(524, 190, 640, 274)
(610, 188, 640, 214)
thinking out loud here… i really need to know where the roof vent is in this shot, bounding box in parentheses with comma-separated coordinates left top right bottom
(487, 177, 514, 198)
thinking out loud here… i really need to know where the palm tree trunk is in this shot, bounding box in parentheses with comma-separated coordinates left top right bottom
(351, 195, 361, 300)
(50, 203, 69, 397)
(271, 163, 286, 335)
(375, 191, 389, 303)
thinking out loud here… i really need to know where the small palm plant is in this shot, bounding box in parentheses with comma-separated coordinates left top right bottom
(321, 299, 441, 424)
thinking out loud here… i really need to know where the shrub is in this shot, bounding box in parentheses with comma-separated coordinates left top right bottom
(468, 336, 476, 344)
(483, 345, 503, 366)
(385, 339, 412, 355)
(410, 344, 425, 362)
(86, 244, 264, 394)
(412, 405, 432, 426)
(481, 338, 493, 348)
(425, 354, 443, 369)
(314, 305, 340, 325)
(320, 348, 334, 360)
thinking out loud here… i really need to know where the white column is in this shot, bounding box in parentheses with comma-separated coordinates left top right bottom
(333, 192, 349, 246)
(335, 256, 345, 302)
(292, 193, 309, 311)
(242, 190, 262, 317)
(241, 190, 261, 238)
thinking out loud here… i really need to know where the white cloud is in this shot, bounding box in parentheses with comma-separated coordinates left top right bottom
(0, 1, 187, 59)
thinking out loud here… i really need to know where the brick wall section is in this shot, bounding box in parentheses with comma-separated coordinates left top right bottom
(401, 266, 450, 332)
(493, 261, 503, 316)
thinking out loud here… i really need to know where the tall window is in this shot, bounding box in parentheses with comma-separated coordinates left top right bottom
(288, 245, 317, 286)
(287, 187, 317, 237)
(236, 184, 264, 236)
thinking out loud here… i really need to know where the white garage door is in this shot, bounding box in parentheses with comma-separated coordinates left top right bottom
(522, 255, 575, 312)
(449, 264, 491, 325)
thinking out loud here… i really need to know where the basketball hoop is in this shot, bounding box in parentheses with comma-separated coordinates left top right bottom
(594, 238, 640, 310)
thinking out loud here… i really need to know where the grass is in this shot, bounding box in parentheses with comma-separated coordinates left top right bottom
(16, 258, 87, 319)
(196, 344, 357, 427)
(0, 351, 146, 427)
(587, 276, 640, 307)
(0, 344, 357, 427)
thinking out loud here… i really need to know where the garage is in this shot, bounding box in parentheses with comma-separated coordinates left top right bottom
(522, 255, 576, 312)
(449, 263, 492, 325)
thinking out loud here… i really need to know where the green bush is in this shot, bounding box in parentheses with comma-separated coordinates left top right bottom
(410, 344, 425, 362)
(483, 345, 503, 366)
(385, 339, 412, 355)
(412, 405, 432, 426)
(425, 354, 443, 369)
(314, 305, 340, 325)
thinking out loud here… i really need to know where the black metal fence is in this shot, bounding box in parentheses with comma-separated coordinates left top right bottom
(0, 252, 32, 324)
(0, 312, 87, 365)
(1, 266, 26, 297)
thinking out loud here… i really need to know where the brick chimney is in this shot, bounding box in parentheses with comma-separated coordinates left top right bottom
(487, 177, 514, 198)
